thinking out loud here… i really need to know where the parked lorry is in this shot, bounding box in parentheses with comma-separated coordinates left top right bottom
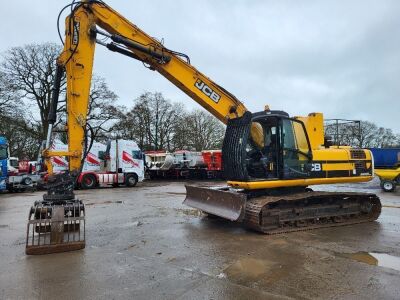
(49, 140, 69, 173)
(0, 137, 40, 192)
(49, 139, 144, 189)
(49, 139, 105, 173)
(145, 150, 174, 179)
(201, 150, 223, 178)
(145, 149, 224, 179)
(369, 148, 400, 192)
(7, 157, 19, 173)
(0, 137, 8, 191)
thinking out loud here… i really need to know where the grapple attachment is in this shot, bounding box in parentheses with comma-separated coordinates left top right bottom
(184, 185, 247, 221)
(26, 199, 85, 255)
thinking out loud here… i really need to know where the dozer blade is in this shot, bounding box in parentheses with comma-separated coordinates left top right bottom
(26, 200, 85, 255)
(184, 185, 247, 221)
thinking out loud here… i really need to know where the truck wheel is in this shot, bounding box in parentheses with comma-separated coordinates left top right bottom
(125, 174, 138, 187)
(381, 180, 396, 192)
(22, 177, 32, 185)
(81, 174, 97, 189)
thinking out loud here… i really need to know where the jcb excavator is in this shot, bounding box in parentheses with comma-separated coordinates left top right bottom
(26, 0, 381, 254)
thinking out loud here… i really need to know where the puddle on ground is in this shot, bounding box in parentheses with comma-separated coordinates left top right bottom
(224, 258, 274, 280)
(341, 252, 400, 271)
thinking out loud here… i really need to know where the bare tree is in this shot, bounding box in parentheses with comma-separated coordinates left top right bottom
(325, 120, 400, 148)
(113, 93, 225, 151)
(0, 71, 21, 112)
(0, 108, 42, 159)
(373, 127, 398, 148)
(175, 109, 225, 151)
(0, 71, 41, 158)
(1, 43, 121, 158)
(1, 43, 66, 140)
(56, 75, 122, 144)
(112, 93, 153, 149)
(112, 92, 183, 151)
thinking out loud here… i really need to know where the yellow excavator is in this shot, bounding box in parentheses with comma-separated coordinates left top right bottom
(26, 0, 381, 254)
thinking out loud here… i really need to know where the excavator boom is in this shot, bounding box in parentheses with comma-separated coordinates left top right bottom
(46, 0, 248, 175)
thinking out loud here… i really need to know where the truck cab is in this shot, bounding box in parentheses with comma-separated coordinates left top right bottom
(103, 139, 145, 185)
(76, 139, 144, 189)
(7, 157, 19, 175)
(0, 137, 8, 191)
(0, 137, 40, 192)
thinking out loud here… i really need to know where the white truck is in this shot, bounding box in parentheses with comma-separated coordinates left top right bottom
(50, 139, 144, 189)
(5, 157, 40, 192)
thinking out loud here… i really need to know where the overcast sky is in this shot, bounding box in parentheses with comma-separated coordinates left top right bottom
(1, 0, 399, 131)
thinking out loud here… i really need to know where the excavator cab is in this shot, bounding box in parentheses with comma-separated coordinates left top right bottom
(222, 110, 313, 183)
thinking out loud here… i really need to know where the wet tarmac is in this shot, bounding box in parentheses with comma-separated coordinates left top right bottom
(0, 178, 399, 299)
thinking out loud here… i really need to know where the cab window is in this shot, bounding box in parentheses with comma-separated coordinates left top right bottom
(9, 159, 19, 168)
(281, 119, 311, 179)
(0, 146, 7, 160)
(132, 150, 143, 159)
(98, 151, 105, 160)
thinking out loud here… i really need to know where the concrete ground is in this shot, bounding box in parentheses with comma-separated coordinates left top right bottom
(0, 179, 399, 300)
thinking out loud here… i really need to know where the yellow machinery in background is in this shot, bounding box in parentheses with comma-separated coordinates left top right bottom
(375, 167, 400, 192)
(26, 0, 381, 254)
(369, 148, 400, 192)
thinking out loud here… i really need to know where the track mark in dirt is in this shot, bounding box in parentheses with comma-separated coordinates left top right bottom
(166, 192, 186, 195)
(383, 205, 400, 209)
(86, 200, 123, 206)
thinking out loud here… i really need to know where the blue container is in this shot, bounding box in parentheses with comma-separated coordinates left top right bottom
(369, 148, 400, 168)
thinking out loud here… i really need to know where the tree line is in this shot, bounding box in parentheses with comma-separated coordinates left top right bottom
(325, 120, 400, 148)
(0, 42, 398, 160)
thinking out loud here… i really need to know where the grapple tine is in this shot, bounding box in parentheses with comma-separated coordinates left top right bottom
(25, 173, 86, 255)
(184, 185, 247, 221)
(25, 200, 85, 255)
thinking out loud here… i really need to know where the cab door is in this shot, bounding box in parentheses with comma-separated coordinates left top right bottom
(280, 118, 312, 179)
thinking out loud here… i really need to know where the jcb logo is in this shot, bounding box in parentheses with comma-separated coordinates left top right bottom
(311, 163, 321, 172)
(194, 79, 221, 103)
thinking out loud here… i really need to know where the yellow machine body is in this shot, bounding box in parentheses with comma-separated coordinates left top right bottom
(229, 113, 373, 189)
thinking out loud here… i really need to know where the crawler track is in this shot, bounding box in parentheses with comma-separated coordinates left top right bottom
(244, 191, 381, 234)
